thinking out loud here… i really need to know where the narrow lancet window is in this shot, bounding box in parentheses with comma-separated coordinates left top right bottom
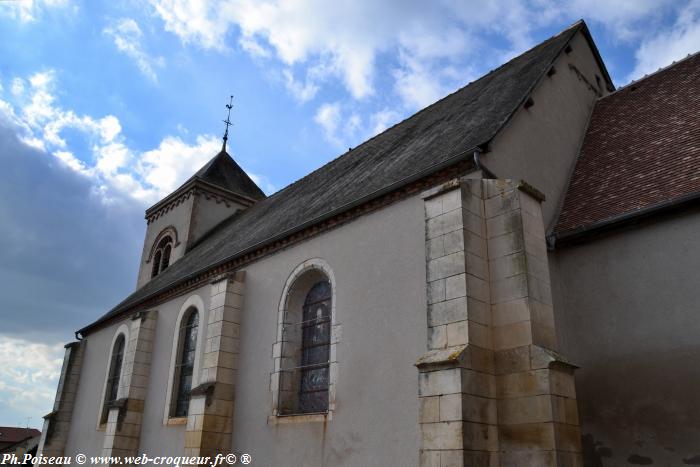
(151, 235, 173, 278)
(298, 281, 331, 413)
(101, 334, 125, 424)
(171, 308, 198, 417)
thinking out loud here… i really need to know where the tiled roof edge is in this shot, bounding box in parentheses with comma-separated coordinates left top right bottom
(601, 49, 700, 99)
(551, 190, 700, 247)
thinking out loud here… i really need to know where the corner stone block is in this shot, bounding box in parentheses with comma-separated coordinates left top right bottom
(421, 421, 463, 450)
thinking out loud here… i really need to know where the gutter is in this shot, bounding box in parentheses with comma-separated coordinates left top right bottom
(550, 190, 700, 247)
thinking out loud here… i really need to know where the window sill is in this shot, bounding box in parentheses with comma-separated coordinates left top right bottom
(267, 412, 332, 425)
(166, 417, 188, 426)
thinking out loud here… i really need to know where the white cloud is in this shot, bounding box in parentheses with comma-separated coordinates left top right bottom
(314, 102, 342, 145)
(239, 36, 271, 57)
(248, 172, 276, 194)
(0, 334, 64, 424)
(54, 150, 90, 175)
(282, 69, 319, 103)
(0, 0, 69, 23)
(147, 0, 545, 105)
(149, 0, 229, 50)
(393, 53, 454, 110)
(138, 135, 222, 198)
(11, 78, 25, 96)
(370, 108, 402, 136)
(146, 0, 696, 113)
(0, 70, 269, 206)
(313, 101, 404, 148)
(104, 18, 165, 82)
(566, 0, 676, 41)
(628, 0, 700, 83)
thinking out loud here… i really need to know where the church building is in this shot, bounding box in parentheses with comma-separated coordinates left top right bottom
(37, 20, 700, 466)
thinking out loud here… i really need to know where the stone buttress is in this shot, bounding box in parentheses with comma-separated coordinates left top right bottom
(184, 271, 245, 460)
(37, 341, 85, 457)
(417, 178, 582, 467)
(101, 310, 157, 461)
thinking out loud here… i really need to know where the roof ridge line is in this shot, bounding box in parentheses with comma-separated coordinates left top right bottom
(602, 49, 700, 99)
(255, 22, 585, 203)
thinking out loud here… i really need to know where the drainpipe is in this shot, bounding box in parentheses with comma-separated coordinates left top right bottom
(473, 149, 483, 172)
(472, 147, 498, 179)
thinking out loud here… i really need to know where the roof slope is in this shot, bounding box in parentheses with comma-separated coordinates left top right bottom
(189, 150, 265, 200)
(0, 427, 41, 444)
(555, 52, 700, 237)
(81, 22, 584, 333)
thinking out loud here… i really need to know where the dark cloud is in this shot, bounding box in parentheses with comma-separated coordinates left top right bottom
(0, 122, 145, 344)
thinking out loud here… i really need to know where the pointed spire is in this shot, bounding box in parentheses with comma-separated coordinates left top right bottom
(222, 95, 234, 152)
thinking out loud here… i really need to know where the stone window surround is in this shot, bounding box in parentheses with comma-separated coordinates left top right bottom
(269, 258, 340, 424)
(162, 294, 207, 425)
(96, 324, 130, 431)
(146, 226, 180, 265)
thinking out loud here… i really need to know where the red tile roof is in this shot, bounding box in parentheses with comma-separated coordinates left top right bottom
(554, 52, 700, 237)
(0, 427, 41, 444)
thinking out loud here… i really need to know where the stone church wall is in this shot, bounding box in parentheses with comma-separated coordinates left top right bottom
(231, 194, 428, 466)
(63, 194, 429, 466)
(552, 208, 700, 466)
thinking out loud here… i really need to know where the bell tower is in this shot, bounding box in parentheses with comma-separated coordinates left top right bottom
(135, 97, 265, 288)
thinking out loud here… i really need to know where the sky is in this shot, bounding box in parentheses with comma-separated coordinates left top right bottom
(0, 0, 698, 429)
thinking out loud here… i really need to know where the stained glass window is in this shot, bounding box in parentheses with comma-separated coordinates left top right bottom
(172, 309, 198, 417)
(101, 334, 125, 424)
(298, 281, 331, 413)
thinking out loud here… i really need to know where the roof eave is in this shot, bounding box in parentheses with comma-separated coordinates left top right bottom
(77, 148, 480, 336)
(144, 178, 260, 219)
(551, 190, 700, 246)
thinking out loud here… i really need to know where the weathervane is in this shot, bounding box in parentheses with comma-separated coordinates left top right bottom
(222, 95, 234, 151)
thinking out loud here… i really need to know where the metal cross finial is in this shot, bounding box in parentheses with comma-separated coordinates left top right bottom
(222, 95, 234, 151)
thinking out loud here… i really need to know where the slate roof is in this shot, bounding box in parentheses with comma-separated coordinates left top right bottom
(0, 427, 40, 444)
(146, 149, 266, 218)
(80, 21, 591, 334)
(189, 149, 266, 200)
(554, 52, 700, 238)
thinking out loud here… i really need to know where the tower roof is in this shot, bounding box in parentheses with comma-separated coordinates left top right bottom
(187, 150, 265, 201)
(145, 149, 265, 219)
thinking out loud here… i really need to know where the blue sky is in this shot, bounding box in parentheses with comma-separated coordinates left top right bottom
(0, 0, 698, 428)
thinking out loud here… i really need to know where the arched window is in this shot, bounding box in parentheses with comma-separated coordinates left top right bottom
(277, 266, 333, 416)
(101, 334, 125, 424)
(152, 249, 162, 278)
(171, 308, 198, 417)
(151, 236, 173, 278)
(298, 281, 331, 413)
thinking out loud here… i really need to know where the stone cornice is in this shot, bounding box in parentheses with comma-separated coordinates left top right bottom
(145, 179, 259, 225)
